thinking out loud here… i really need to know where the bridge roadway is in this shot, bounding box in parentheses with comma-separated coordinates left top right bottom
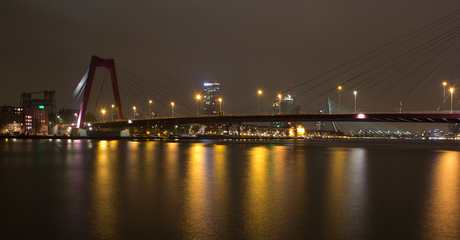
(91, 112, 460, 128)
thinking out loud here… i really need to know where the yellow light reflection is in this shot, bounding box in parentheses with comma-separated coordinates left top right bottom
(184, 143, 211, 235)
(246, 146, 273, 238)
(425, 151, 460, 238)
(91, 140, 119, 239)
(164, 142, 180, 203)
(325, 148, 347, 238)
(212, 144, 229, 228)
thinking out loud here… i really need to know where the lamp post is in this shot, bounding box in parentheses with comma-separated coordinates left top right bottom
(443, 82, 447, 111)
(354, 91, 357, 113)
(171, 102, 174, 117)
(278, 94, 282, 114)
(133, 106, 136, 119)
(196, 95, 201, 117)
(102, 109, 106, 122)
(74, 113, 78, 124)
(149, 100, 152, 119)
(218, 98, 222, 112)
(111, 104, 114, 121)
(450, 87, 454, 113)
(258, 90, 262, 115)
(338, 86, 342, 113)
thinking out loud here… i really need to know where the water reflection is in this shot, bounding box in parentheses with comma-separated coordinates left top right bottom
(346, 148, 368, 238)
(212, 144, 230, 233)
(3, 139, 460, 239)
(184, 143, 212, 237)
(325, 148, 348, 238)
(245, 146, 274, 238)
(425, 151, 460, 238)
(91, 140, 120, 239)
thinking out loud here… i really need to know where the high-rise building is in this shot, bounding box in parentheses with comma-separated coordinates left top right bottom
(202, 81, 221, 115)
(270, 92, 300, 127)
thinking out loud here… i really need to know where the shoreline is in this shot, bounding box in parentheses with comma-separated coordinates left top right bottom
(2, 135, 460, 150)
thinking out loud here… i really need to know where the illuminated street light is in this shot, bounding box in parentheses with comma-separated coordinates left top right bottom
(218, 98, 222, 112)
(171, 102, 174, 117)
(278, 94, 282, 114)
(74, 113, 78, 124)
(133, 106, 136, 119)
(102, 109, 106, 122)
(443, 82, 447, 111)
(149, 100, 152, 119)
(450, 87, 454, 113)
(111, 104, 114, 121)
(196, 95, 201, 117)
(258, 90, 262, 115)
(338, 86, 342, 113)
(354, 91, 357, 113)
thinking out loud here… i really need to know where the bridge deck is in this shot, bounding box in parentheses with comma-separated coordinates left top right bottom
(90, 113, 460, 128)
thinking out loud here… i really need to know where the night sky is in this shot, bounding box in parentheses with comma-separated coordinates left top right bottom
(2, 1, 460, 132)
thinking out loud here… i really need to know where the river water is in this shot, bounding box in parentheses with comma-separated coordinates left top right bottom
(1, 138, 459, 239)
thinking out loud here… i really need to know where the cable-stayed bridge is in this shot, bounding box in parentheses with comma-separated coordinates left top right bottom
(66, 10, 460, 134)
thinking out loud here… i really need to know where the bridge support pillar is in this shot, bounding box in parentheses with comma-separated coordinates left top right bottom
(71, 128, 88, 137)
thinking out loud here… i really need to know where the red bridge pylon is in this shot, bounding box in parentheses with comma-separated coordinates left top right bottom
(77, 56, 124, 128)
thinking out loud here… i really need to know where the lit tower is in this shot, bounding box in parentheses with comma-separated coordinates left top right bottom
(202, 81, 221, 115)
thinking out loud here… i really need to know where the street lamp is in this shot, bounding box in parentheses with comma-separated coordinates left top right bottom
(111, 104, 114, 121)
(338, 86, 342, 113)
(278, 94, 282, 114)
(74, 113, 77, 124)
(450, 87, 454, 113)
(354, 91, 357, 113)
(149, 100, 152, 119)
(102, 109, 106, 122)
(196, 95, 201, 117)
(443, 82, 447, 111)
(133, 106, 136, 119)
(171, 102, 174, 117)
(218, 98, 222, 112)
(258, 90, 262, 115)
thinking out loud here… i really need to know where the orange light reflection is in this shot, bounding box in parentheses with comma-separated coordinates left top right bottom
(425, 151, 460, 238)
(90, 140, 119, 239)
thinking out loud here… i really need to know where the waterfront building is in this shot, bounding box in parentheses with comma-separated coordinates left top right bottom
(0, 106, 24, 134)
(24, 107, 49, 134)
(202, 81, 221, 115)
(0, 105, 48, 134)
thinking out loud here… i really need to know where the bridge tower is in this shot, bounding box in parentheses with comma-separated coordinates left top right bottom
(77, 56, 124, 128)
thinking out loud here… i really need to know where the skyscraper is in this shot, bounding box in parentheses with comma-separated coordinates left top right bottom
(202, 81, 221, 115)
(270, 92, 300, 127)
